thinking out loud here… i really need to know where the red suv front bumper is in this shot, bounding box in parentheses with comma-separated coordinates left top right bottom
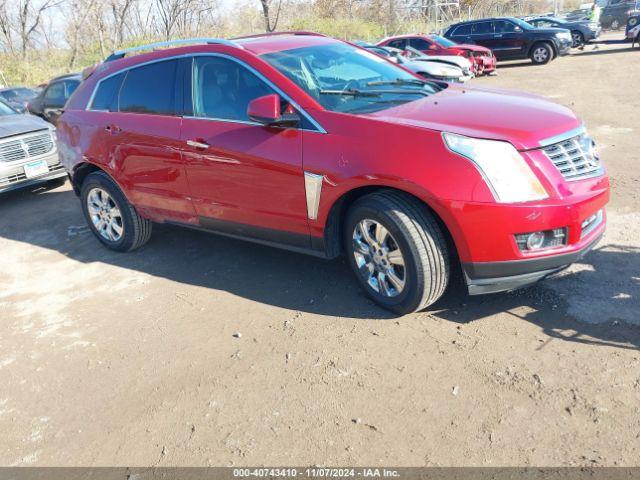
(439, 179, 608, 295)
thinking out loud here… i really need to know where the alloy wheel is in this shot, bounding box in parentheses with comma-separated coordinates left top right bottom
(572, 32, 583, 47)
(87, 187, 124, 242)
(533, 47, 549, 63)
(352, 219, 406, 298)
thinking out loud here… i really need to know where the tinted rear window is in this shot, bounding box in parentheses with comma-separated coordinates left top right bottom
(472, 21, 494, 35)
(118, 60, 178, 115)
(91, 73, 125, 111)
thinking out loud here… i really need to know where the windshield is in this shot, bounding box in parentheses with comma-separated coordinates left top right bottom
(511, 17, 534, 30)
(0, 100, 17, 115)
(430, 35, 458, 47)
(261, 43, 444, 114)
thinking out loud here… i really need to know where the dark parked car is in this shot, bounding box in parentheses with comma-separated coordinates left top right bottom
(0, 87, 38, 113)
(27, 73, 81, 125)
(526, 17, 601, 47)
(626, 11, 640, 43)
(0, 99, 65, 194)
(444, 17, 573, 65)
(601, 0, 640, 30)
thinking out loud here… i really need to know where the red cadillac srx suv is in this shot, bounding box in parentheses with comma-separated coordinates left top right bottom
(57, 32, 609, 314)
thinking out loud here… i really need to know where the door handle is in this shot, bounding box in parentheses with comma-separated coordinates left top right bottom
(187, 139, 210, 150)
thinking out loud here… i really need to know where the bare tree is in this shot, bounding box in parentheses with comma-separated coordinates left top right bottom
(16, 0, 63, 58)
(259, 0, 281, 32)
(110, 0, 135, 47)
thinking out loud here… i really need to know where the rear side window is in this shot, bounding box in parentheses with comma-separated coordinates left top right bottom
(472, 21, 494, 35)
(119, 60, 178, 115)
(90, 73, 125, 111)
(452, 24, 472, 36)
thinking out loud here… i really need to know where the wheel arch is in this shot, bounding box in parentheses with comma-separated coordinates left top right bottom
(528, 40, 556, 58)
(321, 185, 464, 268)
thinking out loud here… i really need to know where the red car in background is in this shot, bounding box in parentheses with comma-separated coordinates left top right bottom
(377, 34, 496, 75)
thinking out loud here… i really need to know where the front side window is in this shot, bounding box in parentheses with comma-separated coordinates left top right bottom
(192, 56, 275, 121)
(119, 60, 178, 115)
(494, 20, 518, 33)
(410, 38, 432, 50)
(261, 43, 443, 115)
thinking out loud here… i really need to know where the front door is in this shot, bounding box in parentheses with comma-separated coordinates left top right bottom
(491, 20, 527, 59)
(180, 55, 309, 248)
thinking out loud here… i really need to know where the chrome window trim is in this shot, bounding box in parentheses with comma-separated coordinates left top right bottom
(538, 125, 586, 148)
(86, 55, 183, 112)
(85, 52, 327, 134)
(304, 172, 324, 220)
(189, 53, 326, 134)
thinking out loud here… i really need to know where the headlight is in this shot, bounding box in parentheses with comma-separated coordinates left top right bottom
(431, 66, 460, 77)
(556, 31, 572, 40)
(589, 22, 599, 29)
(442, 133, 548, 203)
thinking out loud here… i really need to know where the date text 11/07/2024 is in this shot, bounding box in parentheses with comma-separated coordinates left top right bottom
(232, 468, 401, 478)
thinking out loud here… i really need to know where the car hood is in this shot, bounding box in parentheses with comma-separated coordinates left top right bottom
(366, 84, 581, 150)
(410, 55, 471, 70)
(0, 114, 51, 138)
(448, 43, 491, 53)
(404, 59, 463, 75)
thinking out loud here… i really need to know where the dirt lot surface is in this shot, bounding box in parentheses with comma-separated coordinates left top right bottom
(1, 33, 639, 467)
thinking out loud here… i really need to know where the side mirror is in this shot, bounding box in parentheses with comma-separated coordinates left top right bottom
(247, 94, 299, 128)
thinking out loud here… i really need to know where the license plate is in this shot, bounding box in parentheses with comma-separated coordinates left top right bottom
(24, 159, 49, 179)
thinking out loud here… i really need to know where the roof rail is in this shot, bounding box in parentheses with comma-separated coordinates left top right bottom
(231, 31, 327, 41)
(104, 37, 242, 62)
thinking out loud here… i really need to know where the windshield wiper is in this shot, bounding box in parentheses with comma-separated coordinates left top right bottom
(366, 78, 428, 87)
(319, 89, 381, 97)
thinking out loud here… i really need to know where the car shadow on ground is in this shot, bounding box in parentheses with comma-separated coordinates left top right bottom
(2, 187, 639, 349)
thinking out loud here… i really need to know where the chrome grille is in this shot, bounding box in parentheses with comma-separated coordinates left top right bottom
(541, 133, 603, 181)
(0, 130, 55, 163)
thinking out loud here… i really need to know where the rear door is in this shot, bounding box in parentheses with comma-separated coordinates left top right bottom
(87, 58, 196, 223)
(180, 55, 310, 247)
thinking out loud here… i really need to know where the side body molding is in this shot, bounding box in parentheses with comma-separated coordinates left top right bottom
(304, 172, 324, 220)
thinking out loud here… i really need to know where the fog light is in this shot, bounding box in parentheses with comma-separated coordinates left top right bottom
(526, 231, 545, 250)
(515, 228, 568, 252)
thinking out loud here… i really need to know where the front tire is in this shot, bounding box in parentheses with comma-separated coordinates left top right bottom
(81, 171, 152, 252)
(530, 42, 553, 64)
(571, 31, 585, 48)
(344, 191, 449, 315)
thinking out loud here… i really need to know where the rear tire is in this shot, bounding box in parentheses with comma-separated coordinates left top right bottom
(530, 42, 553, 64)
(344, 191, 450, 315)
(80, 171, 152, 252)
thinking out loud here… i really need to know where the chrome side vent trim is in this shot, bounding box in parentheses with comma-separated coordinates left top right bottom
(304, 172, 324, 221)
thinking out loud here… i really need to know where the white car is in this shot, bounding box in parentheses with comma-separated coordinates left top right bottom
(360, 44, 473, 83)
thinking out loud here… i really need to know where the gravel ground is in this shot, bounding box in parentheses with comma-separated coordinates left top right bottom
(1, 33, 639, 467)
